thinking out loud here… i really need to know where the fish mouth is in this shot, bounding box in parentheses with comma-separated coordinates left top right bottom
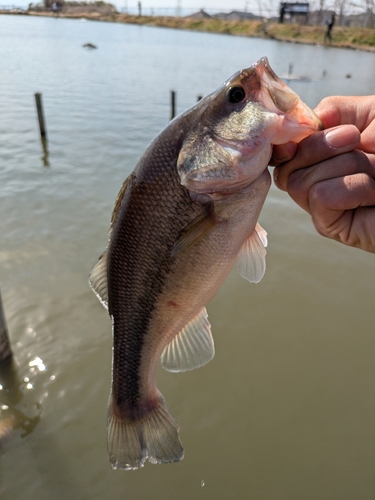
(245, 57, 323, 134)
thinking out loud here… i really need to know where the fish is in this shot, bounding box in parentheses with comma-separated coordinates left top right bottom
(89, 56, 322, 470)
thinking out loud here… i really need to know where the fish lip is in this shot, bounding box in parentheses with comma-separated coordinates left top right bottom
(252, 56, 284, 88)
(254, 56, 278, 81)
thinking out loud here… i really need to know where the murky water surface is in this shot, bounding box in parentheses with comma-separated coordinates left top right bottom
(1, 14, 375, 499)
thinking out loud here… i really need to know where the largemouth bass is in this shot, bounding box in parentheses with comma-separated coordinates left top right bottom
(89, 57, 321, 470)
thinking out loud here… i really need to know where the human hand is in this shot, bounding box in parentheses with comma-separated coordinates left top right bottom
(271, 96, 375, 253)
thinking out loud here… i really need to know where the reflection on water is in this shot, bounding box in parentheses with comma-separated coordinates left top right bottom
(1, 13, 375, 500)
(40, 137, 50, 168)
(0, 356, 42, 440)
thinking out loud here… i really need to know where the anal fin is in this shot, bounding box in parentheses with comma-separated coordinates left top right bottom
(161, 308, 214, 372)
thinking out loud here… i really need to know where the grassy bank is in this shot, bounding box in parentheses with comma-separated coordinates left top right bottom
(115, 15, 375, 51)
(5, 10, 375, 52)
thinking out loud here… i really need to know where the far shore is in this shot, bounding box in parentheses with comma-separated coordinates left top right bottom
(2, 9, 375, 53)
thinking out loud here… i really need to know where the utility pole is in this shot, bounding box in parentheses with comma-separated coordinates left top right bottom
(176, 0, 181, 17)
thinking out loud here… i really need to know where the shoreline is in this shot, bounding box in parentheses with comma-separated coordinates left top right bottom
(2, 10, 375, 53)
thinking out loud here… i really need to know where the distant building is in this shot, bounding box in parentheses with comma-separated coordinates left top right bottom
(186, 9, 213, 19)
(214, 10, 263, 21)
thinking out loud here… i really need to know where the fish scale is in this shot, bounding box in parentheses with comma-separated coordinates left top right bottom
(108, 149, 199, 418)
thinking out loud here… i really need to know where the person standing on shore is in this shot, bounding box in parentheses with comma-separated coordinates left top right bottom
(324, 13, 335, 44)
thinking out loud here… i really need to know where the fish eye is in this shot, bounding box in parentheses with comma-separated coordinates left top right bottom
(227, 86, 246, 104)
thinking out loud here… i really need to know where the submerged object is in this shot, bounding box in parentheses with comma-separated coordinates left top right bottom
(89, 56, 321, 470)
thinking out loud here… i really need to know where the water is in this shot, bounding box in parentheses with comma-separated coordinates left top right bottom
(1, 14, 375, 499)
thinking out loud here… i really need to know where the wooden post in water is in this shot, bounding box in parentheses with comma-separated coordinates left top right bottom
(35, 92, 47, 138)
(170, 90, 176, 120)
(0, 290, 12, 362)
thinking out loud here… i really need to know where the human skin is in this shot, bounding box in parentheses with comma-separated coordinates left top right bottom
(271, 96, 375, 253)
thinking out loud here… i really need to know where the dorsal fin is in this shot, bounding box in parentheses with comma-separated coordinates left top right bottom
(161, 308, 214, 372)
(89, 174, 135, 309)
(236, 224, 267, 283)
(110, 173, 135, 230)
(89, 250, 109, 309)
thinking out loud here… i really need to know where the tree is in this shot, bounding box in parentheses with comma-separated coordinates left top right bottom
(363, 0, 374, 27)
(334, 0, 349, 24)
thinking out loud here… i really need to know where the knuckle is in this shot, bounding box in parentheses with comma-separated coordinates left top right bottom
(287, 169, 308, 198)
(309, 182, 330, 208)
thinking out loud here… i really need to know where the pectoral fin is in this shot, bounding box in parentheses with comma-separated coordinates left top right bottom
(255, 222, 268, 248)
(161, 307, 214, 372)
(171, 205, 217, 257)
(236, 223, 267, 283)
(89, 250, 109, 309)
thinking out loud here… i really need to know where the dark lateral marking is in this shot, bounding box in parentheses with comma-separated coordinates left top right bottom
(167, 300, 179, 308)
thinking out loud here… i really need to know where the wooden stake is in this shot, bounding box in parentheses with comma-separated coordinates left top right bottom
(0, 291, 12, 362)
(170, 90, 176, 120)
(35, 92, 47, 138)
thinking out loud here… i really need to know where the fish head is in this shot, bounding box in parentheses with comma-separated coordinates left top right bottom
(177, 56, 322, 198)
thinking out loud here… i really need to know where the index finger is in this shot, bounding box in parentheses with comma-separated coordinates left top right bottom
(315, 95, 375, 131)
(273, 124, 361, 191)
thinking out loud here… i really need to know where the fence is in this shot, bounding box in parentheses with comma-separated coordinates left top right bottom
(0, 5, 25, 9)
(118, 7, 270, 17)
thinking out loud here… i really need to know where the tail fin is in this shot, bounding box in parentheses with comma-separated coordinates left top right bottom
(107, 393, 184, 470)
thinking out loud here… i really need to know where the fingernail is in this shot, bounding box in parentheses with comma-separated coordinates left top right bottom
(325, 125, 359, 149)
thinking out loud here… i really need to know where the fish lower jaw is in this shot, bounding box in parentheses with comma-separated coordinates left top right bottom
(187, 167, 270, 202)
